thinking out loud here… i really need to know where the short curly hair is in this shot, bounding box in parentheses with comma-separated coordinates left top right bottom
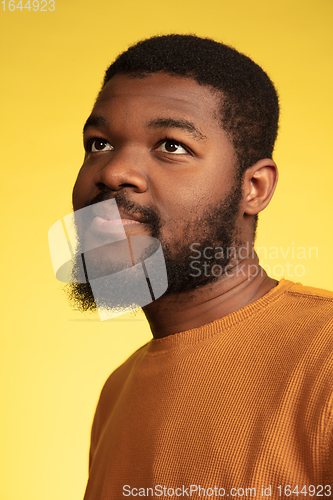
(102, 34, 279, 178)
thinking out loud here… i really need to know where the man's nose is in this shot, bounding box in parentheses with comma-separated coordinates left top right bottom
(93, 148, 148, 193)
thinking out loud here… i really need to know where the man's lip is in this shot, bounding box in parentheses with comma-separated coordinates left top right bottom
(90, 216, 142, 235)
(91, 204, 144, 223)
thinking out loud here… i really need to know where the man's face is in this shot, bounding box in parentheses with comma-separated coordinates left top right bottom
(71, 73, 244, 308)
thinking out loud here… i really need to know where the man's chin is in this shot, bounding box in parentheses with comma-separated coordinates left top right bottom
(65, 281, 98, 313)
(65, 236, 163, 315)
(65, 278, 143, 315)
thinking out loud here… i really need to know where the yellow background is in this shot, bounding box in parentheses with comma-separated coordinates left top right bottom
(1, 0, 332, 498)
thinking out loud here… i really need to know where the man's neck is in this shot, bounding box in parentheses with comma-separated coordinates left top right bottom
(143, 253, 278, 339)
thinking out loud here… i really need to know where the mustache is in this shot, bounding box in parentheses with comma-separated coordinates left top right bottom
(85, 189, 160, 227)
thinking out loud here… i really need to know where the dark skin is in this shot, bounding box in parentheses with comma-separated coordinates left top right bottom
(73, 73, 278, 338)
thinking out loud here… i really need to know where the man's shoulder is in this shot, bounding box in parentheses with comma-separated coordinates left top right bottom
(281, 280, 333, 320)
(266, 279, 333, 325)
(285, 280, 333, 301)
(96, 342, 149, 406)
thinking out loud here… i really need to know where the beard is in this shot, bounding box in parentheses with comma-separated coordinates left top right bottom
(65, 179, 243, 313)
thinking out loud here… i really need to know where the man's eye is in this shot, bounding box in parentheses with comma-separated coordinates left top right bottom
(157, 140, 188, 155)
(90, 139, 113, 152)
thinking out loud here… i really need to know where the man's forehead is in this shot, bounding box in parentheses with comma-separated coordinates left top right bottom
(95, 73, 220, 113)
(89, 73, 222, 135)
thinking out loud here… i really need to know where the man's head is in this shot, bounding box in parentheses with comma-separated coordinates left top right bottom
(69, 35, 279, 312)
(102, 34, 279, 179)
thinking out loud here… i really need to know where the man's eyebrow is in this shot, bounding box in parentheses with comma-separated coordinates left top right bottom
(83, 115, 109, 134)
(147, 118, 206, 141)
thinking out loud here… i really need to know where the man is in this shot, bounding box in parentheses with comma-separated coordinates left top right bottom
(69, 35, 333, 498)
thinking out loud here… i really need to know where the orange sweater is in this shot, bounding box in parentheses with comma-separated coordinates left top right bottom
(84, 279, 333, 499)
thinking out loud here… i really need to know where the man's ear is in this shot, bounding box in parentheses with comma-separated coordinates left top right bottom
(242, 159, 278, 215)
